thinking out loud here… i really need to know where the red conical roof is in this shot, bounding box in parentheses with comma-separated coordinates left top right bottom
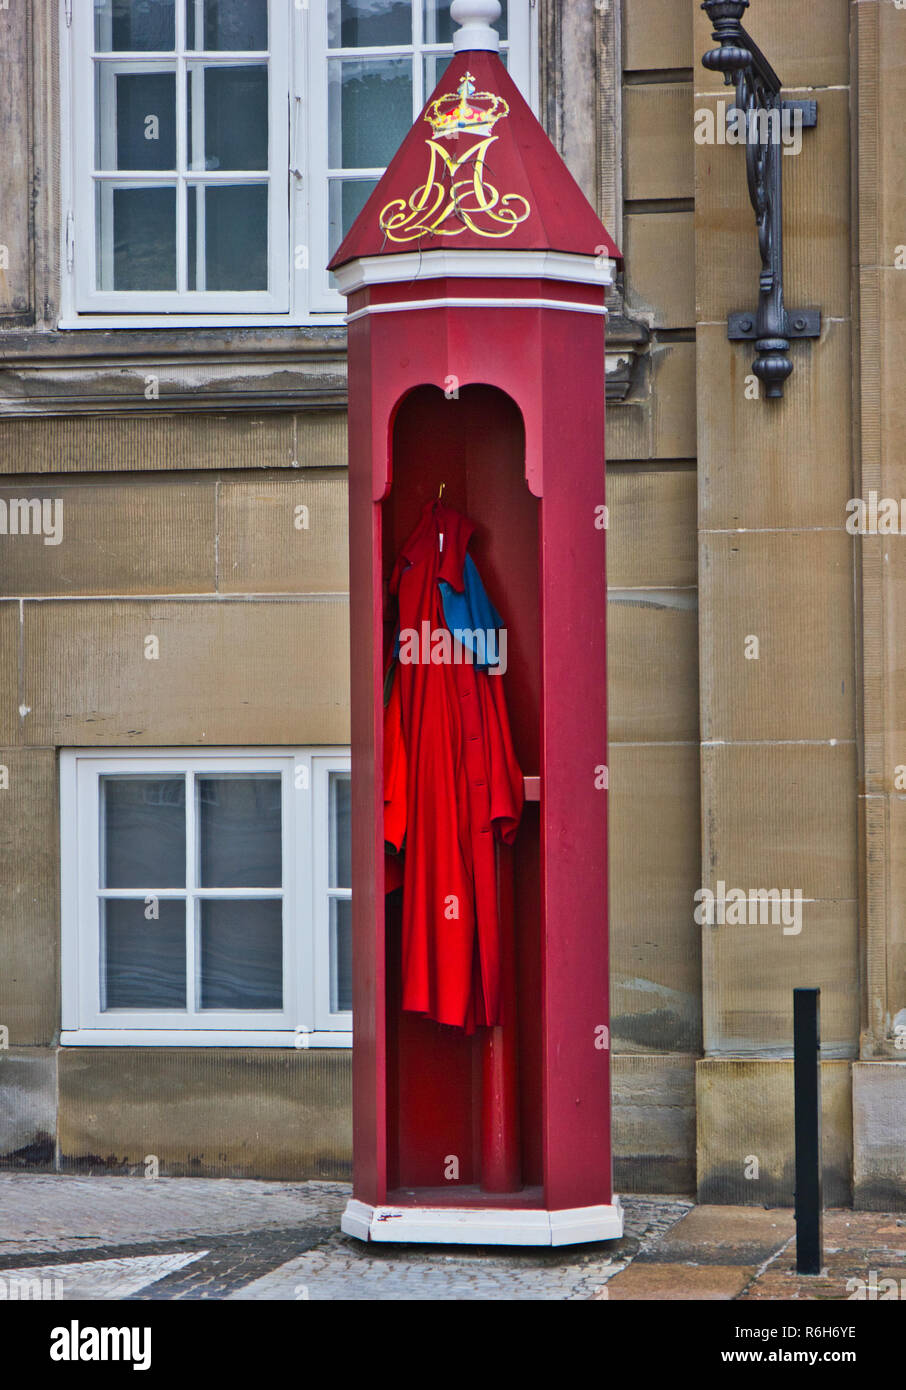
(329, 49, 621, 270)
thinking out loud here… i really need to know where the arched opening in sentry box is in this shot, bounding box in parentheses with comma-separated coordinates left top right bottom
(382, 383, 542, 1203)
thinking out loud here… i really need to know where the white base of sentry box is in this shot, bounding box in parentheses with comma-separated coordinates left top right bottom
(341, 1196, 623, 1247)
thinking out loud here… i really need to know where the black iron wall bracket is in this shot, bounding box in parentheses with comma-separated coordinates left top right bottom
(701, 0, 822, 399)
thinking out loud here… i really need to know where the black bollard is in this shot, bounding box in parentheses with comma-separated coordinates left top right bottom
(793, 987, 823, 1275)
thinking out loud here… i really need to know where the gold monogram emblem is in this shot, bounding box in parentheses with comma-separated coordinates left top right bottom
(379, 74, 531, 243)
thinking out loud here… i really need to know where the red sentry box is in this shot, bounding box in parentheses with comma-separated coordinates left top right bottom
(331, 40, 623, 1247)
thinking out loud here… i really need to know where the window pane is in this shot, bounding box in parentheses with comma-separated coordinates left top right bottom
(328, 178, 377, 260)
(101, 776, 186, 888)
(95, 0, 176, 51)
(327, 0, 411, 49)
(422, 0, 508, 44)
(187, 183, 198, 285)
(96, 184, 177, 291)
(199, 899, 283, 1008)
(329, 773, 351, 889)
(102, 898, 186, 1008)
(187, 63, 268, 170)
(423, 52, 452, 96)
(424, 49, 509, 94)
(193, 183, 269, 290)
(95, 69, 177, 171)
(186, 0, 268, 51)
(328, 59, 412, 168)
(330, 898, 352, 1013)
(197, 775, 281, 887)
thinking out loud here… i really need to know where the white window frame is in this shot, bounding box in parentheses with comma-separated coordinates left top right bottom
(311, 752, 353, 1031)
(58, 1, 538, 329)
(60, 747, 352, 1047)
(64, 0, 290, 319)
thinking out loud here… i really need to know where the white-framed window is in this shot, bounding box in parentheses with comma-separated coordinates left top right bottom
(65, 0, 291, 319)
(60, 748, 352, 1046)
(59, 0, 537, 329)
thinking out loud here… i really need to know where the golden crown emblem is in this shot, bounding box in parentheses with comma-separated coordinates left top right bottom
(425, 72, 509, 140)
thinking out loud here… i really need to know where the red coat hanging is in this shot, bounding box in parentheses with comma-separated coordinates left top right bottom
(384, 500, 524, 1031)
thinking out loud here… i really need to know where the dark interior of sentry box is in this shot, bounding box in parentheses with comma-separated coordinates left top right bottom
(382, 383, 542, 1202)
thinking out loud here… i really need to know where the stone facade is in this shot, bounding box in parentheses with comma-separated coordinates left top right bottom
(0, 0, 902, 1204)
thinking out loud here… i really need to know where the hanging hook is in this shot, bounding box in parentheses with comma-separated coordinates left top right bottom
(438, 481, 446, 500)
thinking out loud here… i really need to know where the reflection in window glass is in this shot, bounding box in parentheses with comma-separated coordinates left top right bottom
(199, 899, 283, 1008)
(94, 69, 177, 172)
(95, 0, 176, 52)
(102, 898, 186, 1008)
(204, 184, 268, 289)
(101, 776, 186, 888)
(187, 183, 269, 290)
(189, 64, 268, 170)
(329, 773, 351, 889)
(186, 0, 268, 51)
(330, 898, 352, 1013)
(422, 0, 508, 44)
(328, 178, 377, 261)
(327, 0, 411, 49)
(423, 51, 452, 97)
(97, 184, 177, 291)
(328, 58, 413, 170)
(327, 771, 351, 1015)
(198, 775, 281, 887)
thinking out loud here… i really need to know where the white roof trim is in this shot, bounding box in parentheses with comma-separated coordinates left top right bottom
(333, 249, 615, 296)
(345, 295, 608, 324)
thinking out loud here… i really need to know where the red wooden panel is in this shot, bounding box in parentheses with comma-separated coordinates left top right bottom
(537, 309, 611, 1210)
(347, 326, 386, 1204)
(384, 385, 540, 1194)
(346, 293, 611, 1215)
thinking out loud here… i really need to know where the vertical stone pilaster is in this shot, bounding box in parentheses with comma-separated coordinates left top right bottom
(850, 0, 906, 1205)
(693, 0, 858, 1204)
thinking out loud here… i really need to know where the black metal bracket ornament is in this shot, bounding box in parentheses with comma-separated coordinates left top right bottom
(701, 0, 821, 398)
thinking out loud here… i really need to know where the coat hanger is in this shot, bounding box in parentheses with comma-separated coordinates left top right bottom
(437, 482, 446, 551)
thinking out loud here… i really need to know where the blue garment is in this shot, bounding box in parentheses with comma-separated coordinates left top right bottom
(439, 553, 503, 670)
(391, 552, 504, 669)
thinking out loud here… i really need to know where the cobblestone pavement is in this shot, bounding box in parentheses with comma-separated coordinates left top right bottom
(3, 1174, 902, 1300)
(0, 1173, 350, 1258)
(229, 1196, 689, 1301)
(0, 1174, 690, 1300)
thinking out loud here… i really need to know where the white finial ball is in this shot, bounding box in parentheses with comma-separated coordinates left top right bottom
(450, 0, 502, 53)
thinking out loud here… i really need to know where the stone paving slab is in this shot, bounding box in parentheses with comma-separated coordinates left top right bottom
(635, 1203, 796, 1265)
(597, 1262, 757, 1300)
(821, 1210, 906, 1257)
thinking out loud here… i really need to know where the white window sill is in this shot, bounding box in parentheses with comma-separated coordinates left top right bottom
(60, 1030, 353, 1049)
(55, 314, 347, 331)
